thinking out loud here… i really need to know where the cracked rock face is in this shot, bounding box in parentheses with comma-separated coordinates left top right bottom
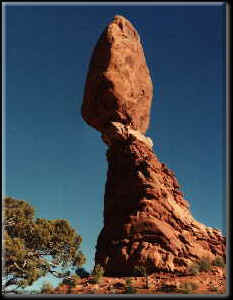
(81, 15, 225, 276)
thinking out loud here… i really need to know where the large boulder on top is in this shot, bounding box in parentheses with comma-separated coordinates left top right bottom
(82, 15, 153, 134)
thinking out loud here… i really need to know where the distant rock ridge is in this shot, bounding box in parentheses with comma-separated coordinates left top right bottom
(81, 15, 226, 276)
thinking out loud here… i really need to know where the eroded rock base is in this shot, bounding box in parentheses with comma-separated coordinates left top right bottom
(95, 123, 225, 276)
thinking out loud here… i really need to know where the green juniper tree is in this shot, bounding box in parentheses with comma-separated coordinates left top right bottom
(125, 278, 137, 294)
(2, 197, 86, 294)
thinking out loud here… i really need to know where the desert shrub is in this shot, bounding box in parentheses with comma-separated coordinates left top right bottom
(134, 265, 149, 288)
(185, 282, 198, 290)
(134, 265, 147, 276)
(40, 282, 54, 294)
(178, 281, 199, 294)
(209, 283, 218, 292)
(212, 256, 225, 268)
(125, 285, 136, 293)
(124, 278, 137, 294)
(223, 266, 227, 278)
(187, 262, 200, 276)
(199, 257, 211, 272)
(92, 264, 104, 284)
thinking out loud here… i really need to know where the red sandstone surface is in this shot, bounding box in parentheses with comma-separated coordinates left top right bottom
(82, 15, 153, 134)
(81, 15, 226, 277)
(95, 122, 225, 275)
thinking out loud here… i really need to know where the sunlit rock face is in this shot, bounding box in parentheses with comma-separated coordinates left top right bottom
(82, 15, 226, 276)
(82, 15, 153, 135)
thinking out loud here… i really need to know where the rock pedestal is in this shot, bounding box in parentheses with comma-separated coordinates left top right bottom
(81, 15, 225, 276)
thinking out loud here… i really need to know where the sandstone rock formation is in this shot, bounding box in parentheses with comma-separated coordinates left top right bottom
(82, 15, 226, 276)
(82, 15, 153, 134)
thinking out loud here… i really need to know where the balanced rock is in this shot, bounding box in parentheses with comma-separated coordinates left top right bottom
(81, 15, 225, 276)
(82, 15, 153, 134)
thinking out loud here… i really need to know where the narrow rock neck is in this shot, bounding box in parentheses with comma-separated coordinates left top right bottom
(101, 121, 153, 149)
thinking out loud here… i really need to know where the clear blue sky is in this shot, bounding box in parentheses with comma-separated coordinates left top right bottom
(4, 2, 226, 284)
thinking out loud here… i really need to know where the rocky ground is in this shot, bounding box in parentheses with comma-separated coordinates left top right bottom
(53, 267, 226, 295)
